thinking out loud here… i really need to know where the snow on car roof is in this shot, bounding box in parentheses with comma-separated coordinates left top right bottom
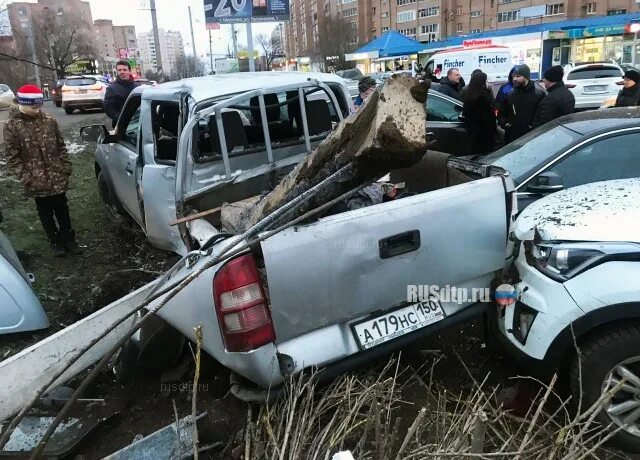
(136, 72, 349, 103)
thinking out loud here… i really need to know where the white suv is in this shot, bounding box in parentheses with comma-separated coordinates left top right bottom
(61, 75, 108, 114)
(565, 63, 624, 110)
(494, 178, 640, 452)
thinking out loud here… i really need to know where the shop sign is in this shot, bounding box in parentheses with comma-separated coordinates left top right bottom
(463, 39, 492, 47)
(583, 25, 625, 37)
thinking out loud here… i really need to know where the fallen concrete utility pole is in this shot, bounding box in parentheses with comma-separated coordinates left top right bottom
(235, 74, 431, 232)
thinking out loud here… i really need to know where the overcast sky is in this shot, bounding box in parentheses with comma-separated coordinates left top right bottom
(87, 0, 281, 57)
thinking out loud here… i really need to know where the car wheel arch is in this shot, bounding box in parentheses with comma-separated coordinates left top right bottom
(544, 302, 640, 370)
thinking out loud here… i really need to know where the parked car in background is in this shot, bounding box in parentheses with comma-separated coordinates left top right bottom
(494, 178, 640, 452)
(564, 62, 624, 110)
(61, 75, 108, 114)
(0, 84, 15, 108)
(51, 78, 66, 107)
(0, 229, 49, 335)
(135, 78, 157, 87)
(336, 68, 363, 81)
(480, 108, 640, 210)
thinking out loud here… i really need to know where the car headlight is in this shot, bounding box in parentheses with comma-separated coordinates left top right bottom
(531, 242, 640, 281)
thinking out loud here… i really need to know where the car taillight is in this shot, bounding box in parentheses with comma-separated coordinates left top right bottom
(213, 254, 275, 352)
(565, 83, 576, 89)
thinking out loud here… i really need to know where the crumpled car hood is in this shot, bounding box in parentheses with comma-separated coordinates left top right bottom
(514, 178, 640, 243)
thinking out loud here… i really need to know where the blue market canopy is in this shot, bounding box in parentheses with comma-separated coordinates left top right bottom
(346, 31, 424, 61)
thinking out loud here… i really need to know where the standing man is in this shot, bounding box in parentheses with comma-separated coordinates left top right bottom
(104, 60, 138, 127)
(3, 85, 82, 256)
(437, 68, 462, 100)
(532, 65, 575, 128)
(615, 69, 640, 107)
(499, 64, 545, 144)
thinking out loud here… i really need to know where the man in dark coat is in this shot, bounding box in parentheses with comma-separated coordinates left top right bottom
(3, 85, 82, 256)
(532, 65, 575, 128)
(615, 69, 640, 107)
(499, 64, 545, 144)
(104, 60, 138, 127)
(437, 68, 462, 100)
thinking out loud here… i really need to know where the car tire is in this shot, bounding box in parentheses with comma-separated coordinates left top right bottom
(64, 107, 74, 115)
(97, 171, 133, 228)
(570, 322, 640, 453)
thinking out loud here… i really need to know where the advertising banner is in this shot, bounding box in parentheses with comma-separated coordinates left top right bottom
(204, 0, 289, 24)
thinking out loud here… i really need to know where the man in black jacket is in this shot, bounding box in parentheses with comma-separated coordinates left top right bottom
(532, 66, 575, 128)
(615, 69, 640, 107)
(499, 64, 545, 144)
(104, 61, 138, 127)
(437, 68, 462, 100)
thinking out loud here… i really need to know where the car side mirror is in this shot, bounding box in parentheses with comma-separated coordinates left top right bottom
(527, 171, 564, 194)
(80, 124, 111, 144)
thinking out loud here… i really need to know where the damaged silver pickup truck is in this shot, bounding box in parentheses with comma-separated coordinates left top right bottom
(78, 73, 516, 393)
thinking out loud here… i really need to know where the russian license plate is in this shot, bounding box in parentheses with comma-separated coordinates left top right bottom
(352, 300, 445, 350)
(584, 85, 607, 93)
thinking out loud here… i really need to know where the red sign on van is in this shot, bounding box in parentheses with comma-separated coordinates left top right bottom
(463, 39, 493, 47)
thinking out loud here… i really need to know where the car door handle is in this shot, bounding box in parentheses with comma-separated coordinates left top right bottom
(379, 230, 421, 259)
(125, 165, 134, 175)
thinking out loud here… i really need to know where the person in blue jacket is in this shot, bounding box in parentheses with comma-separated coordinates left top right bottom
(494, 65, 519, 119)
(354, 76, 376, 109)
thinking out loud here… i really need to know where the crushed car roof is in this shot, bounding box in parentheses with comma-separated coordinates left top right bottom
(134, 72, 349, 103)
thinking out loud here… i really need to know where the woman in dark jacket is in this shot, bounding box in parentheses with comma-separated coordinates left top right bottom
(463, 71, 496, 155)
(615, 69, 640, 107)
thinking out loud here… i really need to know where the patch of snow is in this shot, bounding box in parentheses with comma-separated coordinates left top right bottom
(66, 142, 85, 155)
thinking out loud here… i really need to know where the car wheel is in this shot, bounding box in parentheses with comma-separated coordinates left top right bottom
(97, 171, 133, 228)
(64, 107, 74, 115)
(570, 323, 640, 453)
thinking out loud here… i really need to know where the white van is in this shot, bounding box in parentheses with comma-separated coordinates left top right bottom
(425, 46, 512, 83)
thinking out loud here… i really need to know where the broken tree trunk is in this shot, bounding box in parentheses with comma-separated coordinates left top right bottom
(234, 74, 430, 233)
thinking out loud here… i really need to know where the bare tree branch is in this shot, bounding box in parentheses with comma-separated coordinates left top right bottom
(0, 52, 55, 70)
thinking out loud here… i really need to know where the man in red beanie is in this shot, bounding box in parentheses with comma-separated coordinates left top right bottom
(3, 84, 82, 256)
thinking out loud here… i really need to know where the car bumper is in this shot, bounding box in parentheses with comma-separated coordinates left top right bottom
(494, 244, 585, 371)
(573, 93, 618, 109)
(230, 301, 488, 389)
(63, 99, 104, 108)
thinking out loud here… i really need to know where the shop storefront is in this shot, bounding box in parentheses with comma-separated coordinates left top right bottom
(543, 23, 640, 70)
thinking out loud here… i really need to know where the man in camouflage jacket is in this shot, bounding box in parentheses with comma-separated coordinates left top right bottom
(3, 84, 82, 256)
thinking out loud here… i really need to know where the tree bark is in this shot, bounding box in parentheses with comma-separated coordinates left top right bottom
(235, 74, 431, 232)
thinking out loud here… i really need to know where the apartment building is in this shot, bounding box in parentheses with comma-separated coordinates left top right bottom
(93, 20, 138, 73)
(287, 0, 640, 61)
(285, 0, 376, 61)
(453, 0, 640, 36)
(138, 29, 185, 75)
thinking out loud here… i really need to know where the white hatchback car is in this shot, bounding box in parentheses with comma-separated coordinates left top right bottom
(495, 178, 640, 452)
(0, 84, 15, 108)
(61, 75, 108, 114)
(565, 63, 624, 110)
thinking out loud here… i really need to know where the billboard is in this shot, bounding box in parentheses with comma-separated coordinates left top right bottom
(204, 0, 289, 24)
